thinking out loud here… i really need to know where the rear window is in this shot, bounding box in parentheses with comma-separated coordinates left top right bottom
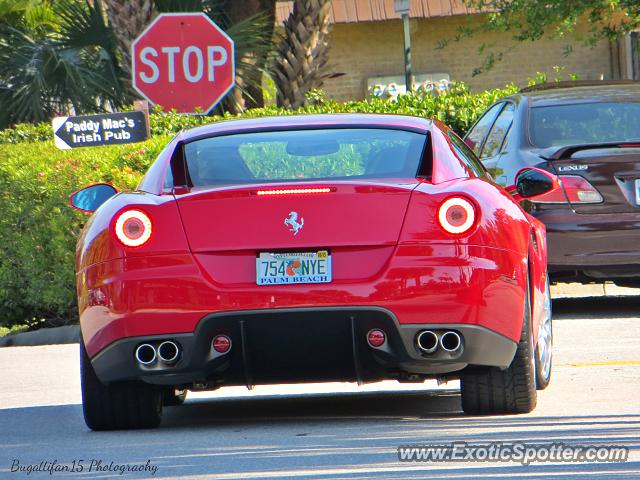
(182, 128, 428, 187)
(530, 102, 640, 148)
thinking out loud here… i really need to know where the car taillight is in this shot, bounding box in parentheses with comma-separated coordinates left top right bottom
(256, 187, 332, 196)
(114, 209, 152, 247)
(560, 175, 603, 203)
(437, 197, 477, 235)
(531, 175, 603, 204)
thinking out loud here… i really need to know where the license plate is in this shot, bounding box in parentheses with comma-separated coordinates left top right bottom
(636, 179, 640, 205)
(256, 250, 332, 285)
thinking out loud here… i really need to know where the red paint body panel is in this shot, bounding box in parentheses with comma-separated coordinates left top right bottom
(175, 182, 418, 251)
(74, 115, 548, 364)
(80, 244, 528, 357)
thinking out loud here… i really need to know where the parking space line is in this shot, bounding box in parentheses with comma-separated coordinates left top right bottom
(559, 360, 640, 367)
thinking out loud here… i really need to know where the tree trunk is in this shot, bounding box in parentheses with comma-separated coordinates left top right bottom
(102, 0, 156, 82)
(272, 0, 332, 109)
(224, 0, 276, 110)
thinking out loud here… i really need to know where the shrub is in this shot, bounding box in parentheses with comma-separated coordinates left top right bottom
(0, 82, 518, 327)
(0, 136, 170, 327)
(0, 82, 519, 144)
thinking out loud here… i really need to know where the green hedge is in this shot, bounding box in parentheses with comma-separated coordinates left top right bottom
(0, 137, 170, 328)
(0, 82, 518, 328)
(0, 82, 519, 144)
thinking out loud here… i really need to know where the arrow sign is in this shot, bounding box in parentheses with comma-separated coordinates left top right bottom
(52, 112, 149, 150)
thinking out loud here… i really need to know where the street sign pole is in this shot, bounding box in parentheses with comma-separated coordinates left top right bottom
(394, 0, 413, 92)
(402, 13, 413, 92)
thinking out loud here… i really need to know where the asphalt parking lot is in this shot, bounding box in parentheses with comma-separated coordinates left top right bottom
(0, 290, 639, 479)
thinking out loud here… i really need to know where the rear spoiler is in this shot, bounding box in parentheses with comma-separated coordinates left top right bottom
(543, 142, 640, 160)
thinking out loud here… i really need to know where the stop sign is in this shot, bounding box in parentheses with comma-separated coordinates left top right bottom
(132, 13, 235, 114)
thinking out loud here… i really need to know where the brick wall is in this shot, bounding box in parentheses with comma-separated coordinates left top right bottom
(322, 15, 614, 101)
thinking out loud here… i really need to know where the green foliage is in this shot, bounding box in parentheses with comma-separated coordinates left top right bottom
(0, 324, 29, 337)
(448, 0, 640, 74)
(0, 81, 520, 327)
(467, 0, 640, 44)
(0, 136, 170, 327)
(1, 81, 519, 144)
(0, 0, 123, 128)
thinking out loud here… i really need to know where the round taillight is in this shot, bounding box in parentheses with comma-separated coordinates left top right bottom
(367, 329, 386, 348)
(114, 209, 152, 247)
(437, 197, 476, 235)
(212, 335, 231, 353)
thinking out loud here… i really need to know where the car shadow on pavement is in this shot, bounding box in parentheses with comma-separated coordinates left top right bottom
(1, 395, 639, 479)
(553, 295, 640, 319)
(163, 388, 464, 427)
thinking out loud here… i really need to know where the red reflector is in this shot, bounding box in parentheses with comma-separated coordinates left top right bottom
(212, 335, 231, 353)
(256, 187, 332, 196)
(367, 329, 386, 348)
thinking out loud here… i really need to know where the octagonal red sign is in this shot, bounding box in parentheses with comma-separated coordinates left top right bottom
(132, 13, 235, 114)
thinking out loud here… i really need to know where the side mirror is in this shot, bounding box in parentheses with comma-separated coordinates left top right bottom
(507, 167, 559, 202)
(69, 183, 117, 213)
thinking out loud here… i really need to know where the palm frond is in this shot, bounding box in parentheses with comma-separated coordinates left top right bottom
(0, 2, 125, 128)
(54, 0, 115, 53)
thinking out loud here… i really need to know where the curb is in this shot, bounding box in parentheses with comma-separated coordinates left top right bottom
(0, 325, 80, 348)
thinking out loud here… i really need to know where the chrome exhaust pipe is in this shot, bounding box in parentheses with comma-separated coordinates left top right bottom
(440, 331, 463, 353)
(157, 341, 180, 364)
(416, 330, 439, 354)
(135, 343, 157, 365)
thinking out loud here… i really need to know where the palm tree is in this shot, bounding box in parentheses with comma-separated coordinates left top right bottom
(0, 0, 123, 128)
(223, 0, 276, 108)
(272, 0, 332, 109)
(102, 0, 156, 82)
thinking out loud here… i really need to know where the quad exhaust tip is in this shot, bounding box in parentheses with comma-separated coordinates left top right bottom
(415, 330, 463, 355)
(440, 331, 462, 353)
(135, 343, 156, 365)
(157, 341, 180, 364)
(416, 330, 438, 354)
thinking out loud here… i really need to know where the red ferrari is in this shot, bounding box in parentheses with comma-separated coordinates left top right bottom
(70, 114, 554, 430)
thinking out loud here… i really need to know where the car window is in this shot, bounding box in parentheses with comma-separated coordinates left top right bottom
(481, 103, 515, 159)
(464, 103, 504, 156)
(448, 131, 489, 178)
(182, 128, 428, 186)
(529, 102, 640, 147)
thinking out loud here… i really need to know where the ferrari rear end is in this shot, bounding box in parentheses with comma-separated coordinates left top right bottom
(73, 115, 550, 429)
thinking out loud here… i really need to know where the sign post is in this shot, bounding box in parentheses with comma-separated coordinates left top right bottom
(394, 0, 413, 92)
(131, 13, 235, 114)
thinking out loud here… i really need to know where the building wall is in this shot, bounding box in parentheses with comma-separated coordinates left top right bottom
(322, 15, 614, 101)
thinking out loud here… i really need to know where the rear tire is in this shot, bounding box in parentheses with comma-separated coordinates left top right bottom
(535, 276, 553, 390)
(460, 275, 537, 415)
(80, 341, 163, 430)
